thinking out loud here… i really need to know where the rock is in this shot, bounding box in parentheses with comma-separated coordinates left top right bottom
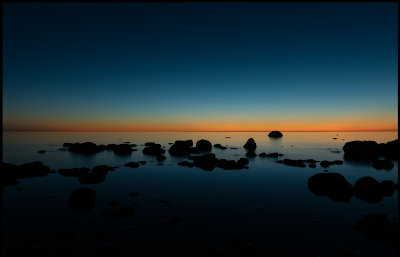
(38, 150, 46, 153)
(353, 214, 399, 242)
(124, 162, 139, 168)
(309, 164, 316, 168)
(68, 142, 101, 154)
(380, 180, 396, 196)
(113, 144, 133, 155)
(79, 173, 105, 184)
(243, 138, 256, 151)
(168, 140, 193, 156)
(378, 139, 399, 159)
(343, 141, 379, 159)
(170, 216, 183, 224)
(307, 173, 354, 202)
(372, 159, 394, 170)
(129, 192, 139, 196)
(214, 144, 227, 150)
(258, 152, 281, 157)
(354, 176, 388, 203)
(195, 139, 212, 152)
(246, 151, 257, 158)
(58, 167, 90, 177)
(92, 165, 114, 175)
(100, 207, 135, 221)
(306, 159, 317, 163)
(332, 138, 337, 140)
(157, 155, 167, 162)
(69, 188, 96, 213)
(2, 162, 51, 179)
(282, 159, 306, 168)
(320, 160, 343, 168)
(189, 153, 218, 171)
(143, 143, 165, 155)
(268, 131, 283, 138)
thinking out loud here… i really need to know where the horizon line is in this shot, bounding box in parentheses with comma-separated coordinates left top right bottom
(3, 130, 398, 132)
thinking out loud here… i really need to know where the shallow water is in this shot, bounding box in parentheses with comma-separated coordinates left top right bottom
(2, 131, 398, 256)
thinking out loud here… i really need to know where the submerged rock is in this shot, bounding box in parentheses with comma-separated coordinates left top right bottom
(169, 140, 193, 156)
(243, 138, 256, 151)
(268, 131, 283, 138)
(308, 172, 354, 202)
(69, 188, 96, 213)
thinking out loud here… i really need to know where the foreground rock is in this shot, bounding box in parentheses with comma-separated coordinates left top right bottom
(378, 139, 399, 160)
(65, 142, 101, 154)
(2, 162, 51, 188)
(354, 176, 397, 203)
(69, 188, 96, 213)
(307, 172, 354, 202)
(168, 140, 193, 156)
(343, 139, 399, 160)
(372, 159, 394, 170)
(268, 131, 283, 138)
(193, 139, 212, 152)
(353, 214, 399, 242)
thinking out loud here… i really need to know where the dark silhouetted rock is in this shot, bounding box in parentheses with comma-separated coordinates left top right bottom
(353, 214, 399, 242)
(237, 158, 249, 166)
(195, 139, 212, 152)
(92, 165, 114, 175)
(113, 144, 133, 155)
(343, 141, 379, 159)
(143, 143, 165, 155)
(68, 142, 100, 154)
(308, 172, 354, 202)
(170, 216, 183, 224)
(372, 159, 394, 170)
(214, 144, 227, 150)
(38, 150, 45, 153)
(177, 161, 195, 168)
(320, 160, 343, 168)
(268, 131, 283, 138)
(378, 139, 399, 160)
(306, 159, 317, 163)
(69, 188, 96, 213)
(309, 164, 316, 168)
(79, 173, 105, 184)
(189, 153, 218, 171)
(124, 162, 139, 168)
(282, 159, 307, 168)
(243, 138, 256, 151)
(156, 155, 166, 162)
(258, 152, 281, 157)
(100, 207, 135, 221)
(169, 140, 193, 156)
(59, 167, 90, 177)
(354, 176, 395, 204)
(3, 162, 51, 180)
(246, 151, 257, 158)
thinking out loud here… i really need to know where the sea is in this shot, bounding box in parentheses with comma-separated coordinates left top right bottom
(2, 131, 398, 257)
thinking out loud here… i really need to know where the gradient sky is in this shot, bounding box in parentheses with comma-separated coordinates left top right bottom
(3, 2, 398, 131)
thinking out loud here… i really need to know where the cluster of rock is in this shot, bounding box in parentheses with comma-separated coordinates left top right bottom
(258, 152, 283, 158)
(168, 139, 213, 156)
(308, 173, 397, 203)
(343, 139, 399, 160)
(58, 165, 115, 184)
(178, 153, 249, 171)
(275, 158, 343, 168)
(1, 162, 51, 187)
(63, 142, 137, 155)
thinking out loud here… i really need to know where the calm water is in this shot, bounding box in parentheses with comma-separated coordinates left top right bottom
(2, 132, 398, 257)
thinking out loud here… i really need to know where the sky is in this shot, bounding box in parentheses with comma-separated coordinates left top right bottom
(2, 2, 398, 132)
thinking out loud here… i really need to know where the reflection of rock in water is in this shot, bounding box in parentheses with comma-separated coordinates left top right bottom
(69, 188, 96, 213)
(307, 173, 353, 202)
(353, 214, 399, 242)
(354, 176, 397, 204)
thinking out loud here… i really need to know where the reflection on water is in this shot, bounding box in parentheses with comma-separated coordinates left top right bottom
(2, 132, 398, 256)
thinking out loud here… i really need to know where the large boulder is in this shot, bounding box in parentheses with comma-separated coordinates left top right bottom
(143, 143, 165, 155)
(113, 144, 133, 155)
(68, 142, 100, 154)
(69, 188, 96, 213)
(307, 172, 354, 202)
(268, 131, 283, 138)
(195, 139, 212, 152)
(2, 161, 51, 179)
(168, 140, 193, 156)
(343, 141, 379, 159)
(354, 176, 397, 203)
(378, 139, 399, 159)
(243, 138, 256, 151)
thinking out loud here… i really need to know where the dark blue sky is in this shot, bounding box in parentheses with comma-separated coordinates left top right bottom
(3, 2, 398, 131)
